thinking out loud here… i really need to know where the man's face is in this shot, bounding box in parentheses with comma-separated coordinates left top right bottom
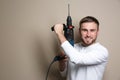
(79, 22, 99, 46)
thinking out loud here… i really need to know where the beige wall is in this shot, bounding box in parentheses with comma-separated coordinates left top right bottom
(0, 0, 120, 80)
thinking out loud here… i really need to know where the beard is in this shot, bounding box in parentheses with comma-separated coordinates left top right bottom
(81, 37, 97, 47)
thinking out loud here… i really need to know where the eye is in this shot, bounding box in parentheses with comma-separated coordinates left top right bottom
(81, 29, 88, 32)
(90, 29, 96, 32)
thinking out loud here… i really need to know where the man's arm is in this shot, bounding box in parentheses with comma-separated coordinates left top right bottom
(61, 41, 108, 65)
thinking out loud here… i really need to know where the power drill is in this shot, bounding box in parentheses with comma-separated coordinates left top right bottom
(51, 4, 74, 61)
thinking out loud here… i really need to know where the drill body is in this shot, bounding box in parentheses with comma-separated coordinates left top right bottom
(64, 15, 74, 46)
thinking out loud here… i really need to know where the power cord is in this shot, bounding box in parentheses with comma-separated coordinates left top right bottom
(45, 55, 65, 80)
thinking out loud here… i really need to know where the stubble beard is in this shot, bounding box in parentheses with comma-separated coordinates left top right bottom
(81, 37, 97, 47)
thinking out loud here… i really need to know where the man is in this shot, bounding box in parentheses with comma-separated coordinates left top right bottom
(54, 16, 109, 80)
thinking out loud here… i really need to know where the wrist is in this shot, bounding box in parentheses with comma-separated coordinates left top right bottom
(57, 33, 67, 44)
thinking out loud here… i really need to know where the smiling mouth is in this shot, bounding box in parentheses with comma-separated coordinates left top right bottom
(86, 38, 91, 40)
(85, 37, 92, 40)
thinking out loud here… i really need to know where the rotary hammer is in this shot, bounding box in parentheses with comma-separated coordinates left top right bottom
(51, 4, 74, 61)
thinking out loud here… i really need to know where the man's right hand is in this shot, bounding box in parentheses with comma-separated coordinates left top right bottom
(54, 24, 67, 44)
(54, 24, 64, 35)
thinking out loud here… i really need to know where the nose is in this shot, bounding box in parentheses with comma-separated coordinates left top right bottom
(87, 31, 91, 36)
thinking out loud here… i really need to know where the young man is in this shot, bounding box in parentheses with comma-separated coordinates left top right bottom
(54, 16, 109, 80)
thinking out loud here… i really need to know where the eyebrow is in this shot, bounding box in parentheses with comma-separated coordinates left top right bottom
(81, 28, 97, 31)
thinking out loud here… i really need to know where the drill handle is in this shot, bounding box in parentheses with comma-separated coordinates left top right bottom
(51, 24, 66, 31)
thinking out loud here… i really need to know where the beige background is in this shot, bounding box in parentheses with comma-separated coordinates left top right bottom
(0, 0, 120, 80)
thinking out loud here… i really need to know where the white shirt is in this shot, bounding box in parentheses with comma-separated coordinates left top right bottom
(61, 41, 109, 80)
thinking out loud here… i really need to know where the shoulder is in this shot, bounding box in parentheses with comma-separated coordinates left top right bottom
(95, 43, 109, 57)
(96, 43, 108, 51)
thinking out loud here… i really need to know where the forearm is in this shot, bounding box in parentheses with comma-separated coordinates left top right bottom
(57, 33, 67, 44)
(59, 61, 66, 71)
(58, 52, 68, 71)
(59, 61, 67, 77)
(58, 54, 68, 77)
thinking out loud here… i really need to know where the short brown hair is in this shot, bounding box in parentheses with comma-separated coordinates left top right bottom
(79, 16, 99, 29)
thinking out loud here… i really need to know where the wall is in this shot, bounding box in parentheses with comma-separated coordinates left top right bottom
(0, 0, 120, 80)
